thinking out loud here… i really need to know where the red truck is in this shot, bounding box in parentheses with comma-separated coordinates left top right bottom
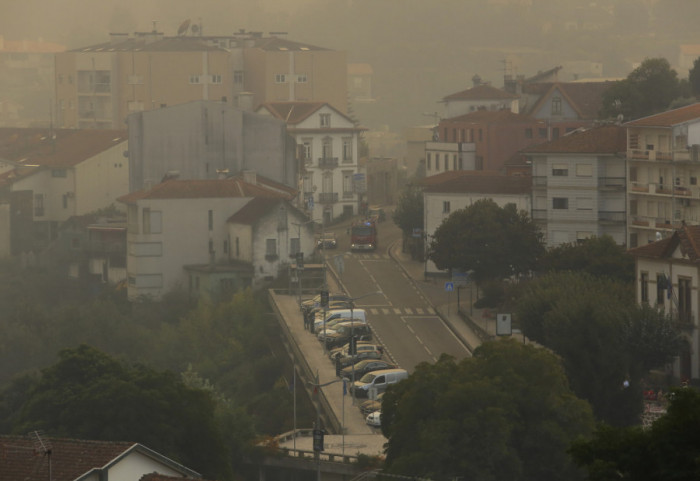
(350, 220, 378, 251)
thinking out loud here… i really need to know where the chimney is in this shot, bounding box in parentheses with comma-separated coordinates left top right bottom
(242, 170, 257, 185)
(472, 74, 482, 87)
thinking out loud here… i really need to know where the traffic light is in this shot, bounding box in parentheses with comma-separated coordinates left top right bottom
(295, 251, 304, 269)
(320, 290, 329, 307)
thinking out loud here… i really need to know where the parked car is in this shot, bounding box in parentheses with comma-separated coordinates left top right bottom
(317, 319, 368, 343)
(317, 232, 338, 249)
(366, 411, 382, 427)
(334, 350, 384, 372)
(360, 392, 384, 416)
(340, 359, 396, 380)
(351, 368, 408, 398)
(313, 308, 366, 332)
(323, 323, 373, 349)
(329, 341, 382, 361)
(301, 293, 353, 314)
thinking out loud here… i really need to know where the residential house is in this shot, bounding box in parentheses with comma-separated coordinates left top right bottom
(118, 172, 314, 301)
(627, 223, 700, 382)
(54, 29, 347, 129)
(625, 103, 700, 248)
(126, 100, 296, 192)
(347, 63, 374, 103)
(0, 434, 200, 481)
(255, 101, 366, 224)
(432, 109, 547, 173)
(420, 171, 532, 276)
(0, 128, 128, 257)
(440, 77, 520, 119)
(522, 124, 627, 247)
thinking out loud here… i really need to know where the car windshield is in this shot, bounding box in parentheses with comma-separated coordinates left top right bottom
(360, 372, 377, 383)
(352, 226, 373, 236)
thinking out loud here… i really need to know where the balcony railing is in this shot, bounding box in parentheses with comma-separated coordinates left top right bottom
(318, 157, 339, 169)
(598, 211, 625, 222)
(318, 192, 338, 204)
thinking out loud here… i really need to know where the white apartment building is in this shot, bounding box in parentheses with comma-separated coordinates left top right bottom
(626, 103, 700, 247)
(256, 102, 366, 224)
(523, 124, 627, 247)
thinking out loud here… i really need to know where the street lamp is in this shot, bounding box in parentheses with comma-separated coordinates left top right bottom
(307, 374, 346, 480)
(292, 218, 322, 307)
(347, 290, 383, 405)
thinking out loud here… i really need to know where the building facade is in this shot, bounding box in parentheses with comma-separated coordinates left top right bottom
(625, 103, 700, 248)
(256, 101, 365, 224)
(523, 124, 627, 247)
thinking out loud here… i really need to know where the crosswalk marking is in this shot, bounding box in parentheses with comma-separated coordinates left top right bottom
(404, 308, 413, 314)
(393, 308, 402, 314)
(365, 307, 439, 316)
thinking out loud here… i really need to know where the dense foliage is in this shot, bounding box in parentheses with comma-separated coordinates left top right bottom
(429, 199, 544, 285)
(570, 387, 700, 480)
(515, 271, 683, 426)
(381, 340, 595, 481)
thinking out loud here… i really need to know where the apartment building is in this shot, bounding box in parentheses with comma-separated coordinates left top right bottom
(523, 124, 627, 247)
(54, 30, 347, 129)
(626, 103, 700, 247)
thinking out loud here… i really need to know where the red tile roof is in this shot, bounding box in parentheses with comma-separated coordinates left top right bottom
(421, 171, 532, 195)
(0, 435, 134, 481)
(257, 101, 357, 127)
(442, 84, 519, 102)
(227, 197, 284, 224)
(0, 128, 127, 168)
(624, 102, 700, 128)
(417, 170, 502, 187)
(118, 177, 294, 204)
(628, 224, 700, 261)
(524, 82, 611, 120)
(521, 124, 626, 154)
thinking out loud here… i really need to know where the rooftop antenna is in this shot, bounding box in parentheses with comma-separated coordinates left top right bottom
(30, 430, 52, 481)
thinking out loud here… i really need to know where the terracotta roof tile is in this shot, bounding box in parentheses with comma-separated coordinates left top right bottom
(0, 128, 127, 168)
(422, 171, 531, 195)
(118, 177, 293, 204)
(442, 84, 519, 102)
(521, 124, 626, 154)
(522, 82, 611, 119)
(257, 101, 326, 124)
(628, 224, 700, 261)
(624, 102, 700, 127)
(0, 435, 134, 481)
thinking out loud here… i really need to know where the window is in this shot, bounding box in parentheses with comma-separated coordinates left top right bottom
(551, 96, 562, 115)
(320, 113, 331, 127)
(478, 129, 483, 141)
(342, 138, 353, 162)
(525, 128, 533, 138)
(453, 154, 457, 170)
(34, 194, 44, 217)
(210, 74, 222, 84)
(208, 210, 213, 231)
(539, 128, 547, 138)
(296, 74, 307, 83)
(640, 272, 649, 304)
(444, 155, 448, 171)
(692, 177, 698, 186)
(427, 153, 431, 170)
(52, 169, 67, 177)
(443, 201, 451, 213)
(576, 164, 592, 177)
(301, 139, 312, 163)
(290, 237, 300, 256)
(322, 137, 333, 159)
(435, 154, 440, 171)
(552, 128, 560, 139)
(189, 75, 201, 84)
(552, 197, 568, 209)
(343, 171, 354, 197)
(552, 164, 568, 176)
(142, 208, 162, 234)
(266, 238, 277, 257)
(678, 277, 692, 322)
(234, 70, 244, 84)
(656, 274, 667, 306)
(275, 74, 287, 83)
(629, 167, 638, 182)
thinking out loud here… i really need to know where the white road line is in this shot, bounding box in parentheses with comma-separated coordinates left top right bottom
(404, 308, 413, 315)
(393, 308, 402, 314)
(382, 308, 391, 315)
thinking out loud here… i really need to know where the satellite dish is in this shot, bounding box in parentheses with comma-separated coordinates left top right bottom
(191, 23, 200, 34)
(177, 19, 191, 36)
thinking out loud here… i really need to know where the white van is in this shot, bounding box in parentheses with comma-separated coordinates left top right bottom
(313, 309, 367, 331)
(351, 368, 408, 399)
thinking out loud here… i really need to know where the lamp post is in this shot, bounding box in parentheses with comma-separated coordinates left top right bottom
(347, 290, 383, 405)
(307, 374, 346, 480)
(292, 218, 321, 307)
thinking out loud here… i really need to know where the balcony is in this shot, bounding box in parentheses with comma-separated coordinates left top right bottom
(598, 177, 625, 189)
(598, 211, 625, 223)
(318, 157, 339, 169)
(318, 192, 338, 204)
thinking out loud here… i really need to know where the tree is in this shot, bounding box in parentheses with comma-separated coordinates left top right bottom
(570, 387, 700, 480)
(381, 341, 595, 481)
(601, 58, 681, 120)
(429, 199, 544, 285)
(515, 272, 683, 426)
(537, 235, 635, 283)
(689, 57, 700, 98)
(392, 184, 424, 259)
(7, 345, 244, 480)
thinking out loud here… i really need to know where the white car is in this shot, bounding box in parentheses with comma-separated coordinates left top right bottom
(366, 411, 382, 427)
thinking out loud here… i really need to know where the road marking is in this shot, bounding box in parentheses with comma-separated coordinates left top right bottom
(393, 308, 402, 314)
(404, 308, 413, 314)
(382, 308, 391, 315)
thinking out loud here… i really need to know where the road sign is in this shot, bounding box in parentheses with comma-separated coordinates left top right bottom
(444, 281, 454, 292)
(496, 313, 512, 336)
(353, 173, 366, 193)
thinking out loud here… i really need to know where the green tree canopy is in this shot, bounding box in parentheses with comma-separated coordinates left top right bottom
(601, 57, 681, 120)
(381, 341, 595, 481)
(515, 271, 683, 426)
(392, 184, 424, 237)
(537, 235, 635, 283)
(570, 387, 700, 480)
(429, 199, 544, 284)
(689, 56, 700, 98)
(7, 345, 248, 480)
